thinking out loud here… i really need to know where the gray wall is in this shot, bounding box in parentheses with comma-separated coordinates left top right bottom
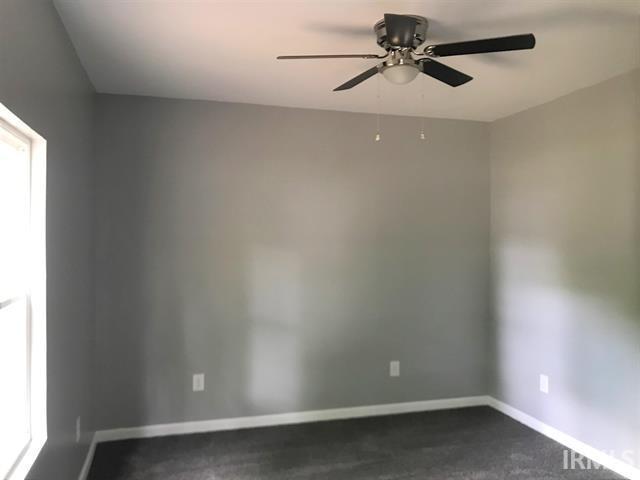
(0, 1, 96, 479)
(94, 94, 491, 430)
(490, 69, 640, 461)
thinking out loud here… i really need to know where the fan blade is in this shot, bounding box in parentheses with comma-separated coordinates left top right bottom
(384, 13, 417, 48)
(334, 65, 381, 91)
(428, 33, 536, 57)
(277, 54, 382, 60)
(420, 60, 473, 87)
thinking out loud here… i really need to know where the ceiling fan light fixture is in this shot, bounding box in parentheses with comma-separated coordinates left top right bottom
(277, 13, 536, 92)
(382, 64, 419, 85)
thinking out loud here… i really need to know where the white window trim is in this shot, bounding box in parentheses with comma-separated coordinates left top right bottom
(0, 103, 47, 480)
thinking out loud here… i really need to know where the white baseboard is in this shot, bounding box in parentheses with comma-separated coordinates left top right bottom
(77, 434, 96, 480)
(488, 397, 639, 480)
(94, 395, 490, 443)
(83, 395, 638, 480)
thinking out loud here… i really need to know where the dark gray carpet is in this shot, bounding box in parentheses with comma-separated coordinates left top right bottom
(88, 407, 623, 480)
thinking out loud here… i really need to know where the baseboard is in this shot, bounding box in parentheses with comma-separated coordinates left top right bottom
(77, 434, 96, 480)
(488, 397, 640, 480)
(94, 395, 490, 443)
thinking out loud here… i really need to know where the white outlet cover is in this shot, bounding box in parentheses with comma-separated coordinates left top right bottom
(193, 373, 205, 392)
(75, 416, 81, 443)
(390, 361, 400, 377)
(540, 374, 549, 394)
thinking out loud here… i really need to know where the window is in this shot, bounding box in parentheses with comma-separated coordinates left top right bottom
(0, 105, 46, 480)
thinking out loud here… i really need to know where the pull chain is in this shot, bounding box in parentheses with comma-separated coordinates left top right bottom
(375, 75, 381, 142)
(420, 77, 426, 140)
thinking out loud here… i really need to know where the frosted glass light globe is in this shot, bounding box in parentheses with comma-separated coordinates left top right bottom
(382, 64, 419, 85)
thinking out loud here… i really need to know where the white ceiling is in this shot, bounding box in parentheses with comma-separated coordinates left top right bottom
(55, 0, 640, 121)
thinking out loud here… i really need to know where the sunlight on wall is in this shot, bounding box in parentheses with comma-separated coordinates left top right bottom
(494, 240, 640, 458)
(247, 246, 302, 411)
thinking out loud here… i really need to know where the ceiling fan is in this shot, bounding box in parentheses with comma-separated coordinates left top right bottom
(277, 14, 536, 91)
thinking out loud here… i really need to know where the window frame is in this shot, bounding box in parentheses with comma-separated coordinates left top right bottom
(0, 103, 47, 480)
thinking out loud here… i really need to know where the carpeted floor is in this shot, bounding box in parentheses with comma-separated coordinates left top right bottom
(88, 406, 623, 480)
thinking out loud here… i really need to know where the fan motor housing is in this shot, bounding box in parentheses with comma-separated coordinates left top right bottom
(374, 15, 429, 50)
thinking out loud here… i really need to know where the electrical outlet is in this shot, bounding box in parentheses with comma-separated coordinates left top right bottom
(193, 373, 205, 392)
(75, 416, 81, 443)
(390, 361, 400, 377)
(539, 374, 549, 394)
